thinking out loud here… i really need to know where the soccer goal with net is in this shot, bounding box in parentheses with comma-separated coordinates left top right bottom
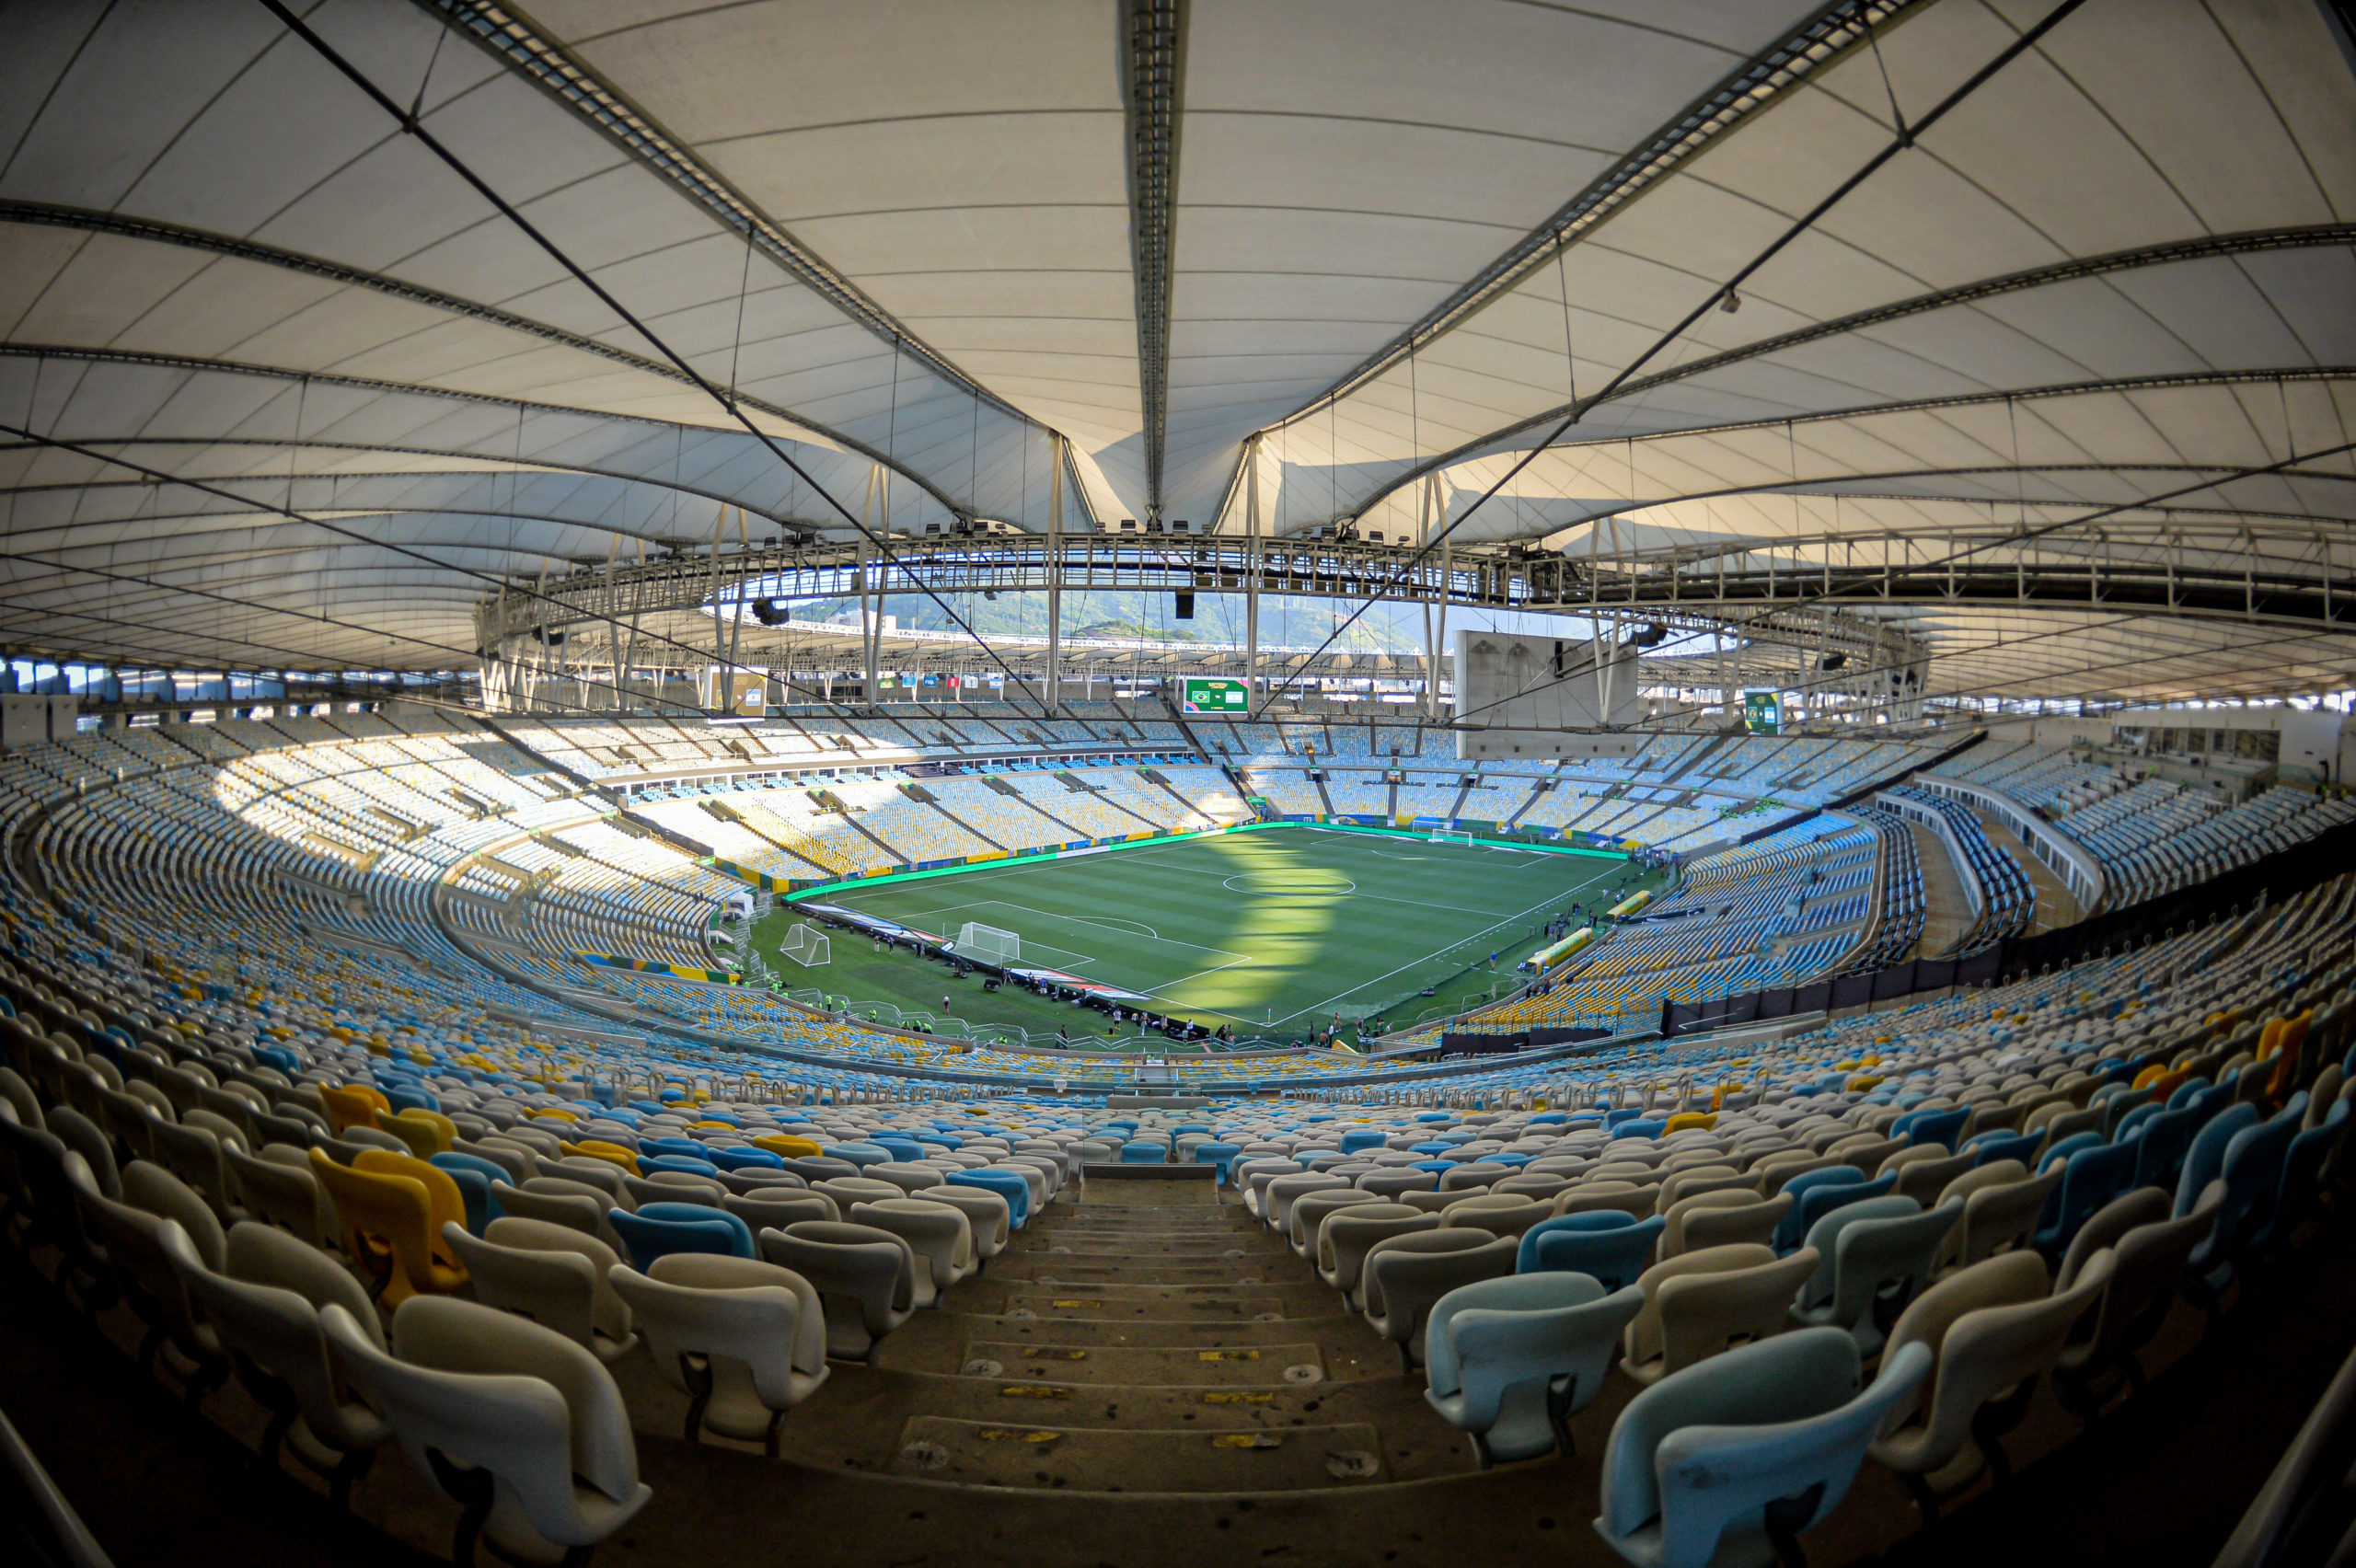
(1429, 827, 1477, 847)
(780, 923, 831, 967)
(957, 921, 1020, 963)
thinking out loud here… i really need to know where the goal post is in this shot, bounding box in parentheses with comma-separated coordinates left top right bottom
(956, 921, 1020, 964)
(1430, 827, 1477, 847)
(780, 923, 831, 967)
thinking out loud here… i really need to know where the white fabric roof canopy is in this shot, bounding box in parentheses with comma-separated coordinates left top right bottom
(0, 0, 2350, 702)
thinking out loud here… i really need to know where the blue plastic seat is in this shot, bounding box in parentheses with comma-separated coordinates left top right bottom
(948, 1168, 1031, 1228)
(1614, 1119, 1668, 1141)
(2109, 1101, 2164, 1145)
(2035, 1132, 2104, 1176)
(2032, 1140, 2138, 1258)
(870, 1136, 927, 1162)
(1901, 1107, 1969, 1150)
(2251, 1098, 2350, 1256)
(426, 1155, 497, 1235)
(379, 1083, 439, 1115)
(1595, 1327, 1933, 1568)
(1192, 1141, 1242, 1183)
(1770, 1167, 1868, 1251)
(607, 1203, 756, 1271)
(640, 1153, 721, 1180)
(1523, 1215, 1666, 1293)
(2174, 1102, 2261, 1217)
(1965, 1130, 2044, 1170)
(1411, 1142, 1454, 1157)
(1788, 1174, 1899, 1251)
(1339, 1129, 1387, 1154)
(1120, 1140, 1167, 1164)
(2188, 1098, 2305, 1290)
(710, 1146, 785, 1174)
(2127, 1106, 2197, 1191)
(639, 1136, 708, 1162)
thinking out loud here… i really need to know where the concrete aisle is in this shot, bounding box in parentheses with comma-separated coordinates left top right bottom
(1911, 821, 1976, 956)
(1978, 811, 2083, 934)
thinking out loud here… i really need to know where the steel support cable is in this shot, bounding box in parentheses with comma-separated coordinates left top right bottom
(1244, 0, 2090, 717)
(0, 417, 768, 707)
(0, 541, 676, 716)
(253, 0, 1072, 726)
(1387, 432, 2356, 732)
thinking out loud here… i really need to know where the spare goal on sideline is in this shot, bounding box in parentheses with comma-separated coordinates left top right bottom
(780, 923, 831, 967)
(957, 921, 1020, 963)
(1429, 827, 1477, 847)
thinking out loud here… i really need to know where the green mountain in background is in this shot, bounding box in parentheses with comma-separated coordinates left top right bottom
(784, 589, 1439, 652)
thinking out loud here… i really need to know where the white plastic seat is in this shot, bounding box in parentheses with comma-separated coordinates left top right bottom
(1318, 1204, 1438, 1310)
(908, 1184, 1011, 1266)
(1288, 1188, 1385, 1256)
(225, 1143, 338, 1251)
(758, 1220, 917, 1362)
(181, 1221, 391, 1505)
(1425, 1273, 1646, 1464)
(441, 1218, 637, 1363)
(1869, 1247, 2116, 1521)
(1791, 1199, 1963, 1355)
(1362, 1228, 1517, 1369)
(849, 1197, 975, 1305)
(608, 1253, 828, 1454)
(321, 1296, 652, 1566)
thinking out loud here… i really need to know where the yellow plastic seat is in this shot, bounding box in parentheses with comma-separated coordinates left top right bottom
(308, 1149, 468, 1308)
(319, 1083, 390, 1136)
(373, 1111, 443, 1159)
(754, 1134, 823, 1160)
(563, 1140, 641, 1174)
(1664, 1112, 1717, 1135)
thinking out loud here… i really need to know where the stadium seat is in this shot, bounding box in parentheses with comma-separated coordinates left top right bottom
(1871, 1249, 2115, 1520)
(321, 1297, 651, 1564)
(1792, 1199, 1960, 1355)
(758, 1221, 917, 1361)
(947, 1168, 1031, 1228)
(609, 1254, 828, 1452)
(1424, 1272, 1645, 1463)
(1595, 1327, 1932, 1568)
(1520, 1212, 1664, 1292)
(1363, 1228, 1517, 1369)
(181, 1221, 392, 1505)
(608, 1204, 756, 1271)
(849, 1197, 974, 1304)
(439, 1218, 637, 1362)
(307, 1148, 466, 1307)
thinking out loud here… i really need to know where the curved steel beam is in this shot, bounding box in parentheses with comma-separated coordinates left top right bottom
(1336, 365, 2356, 533)
(421, 0, 1044, 436)
(0, 205, 992, 525)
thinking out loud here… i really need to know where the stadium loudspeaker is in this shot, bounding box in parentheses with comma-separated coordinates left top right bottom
(1173, 591, 1195, 619)
(751, 598, 791, 626)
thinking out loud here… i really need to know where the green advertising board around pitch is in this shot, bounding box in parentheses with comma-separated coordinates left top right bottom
(1745, 690, 1781, 734)
(1181, 676, 1250, 713)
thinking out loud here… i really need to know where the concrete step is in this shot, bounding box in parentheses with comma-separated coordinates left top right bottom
(890, 1415, 1388, 1492)
(997, 1288, 1299, 1322)
(956, 1341, 1327, 1387)
(987, 1259, 1280, 1286)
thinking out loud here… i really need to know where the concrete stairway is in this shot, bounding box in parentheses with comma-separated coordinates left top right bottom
(868, 1175, 1467, 1492)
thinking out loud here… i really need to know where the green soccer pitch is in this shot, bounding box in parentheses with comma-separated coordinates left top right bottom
(756, 824, 1642, 1039)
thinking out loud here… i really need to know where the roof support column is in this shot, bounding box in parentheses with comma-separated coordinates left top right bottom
(1245, 438, 1262, 707)
(860, 466, 884, 706)
(1046, 432, 1065, 716)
